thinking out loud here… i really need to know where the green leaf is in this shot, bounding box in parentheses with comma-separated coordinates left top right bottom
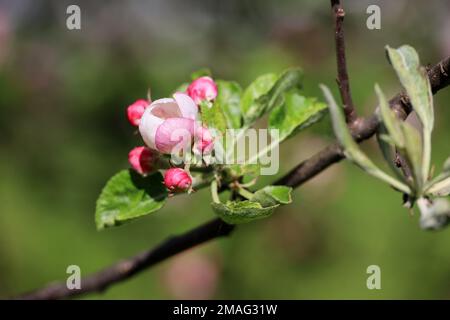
(269, 91, 327, 142)
(321, 84, 411, 195)
(376, 130, 410, 186)
(444, 157, 450, 171)
(190, 68, 211, 80)
(262, 69, 303, 113)
(242, 69, 303, 126)
(386, 45, 434, 184)
(376, 84, 424, 191)
(425, 156, 450, 196)
(375, 84, 412, 186)
(212, 200, 277, 224)
(386, 45, 434, 131)
(224, 163, 261, 181)
(211, 185, 292, 224)
(427, 177, 450, 197)
(241, 73, 277, 117)
(175, 82, 189, 93)
(215, 80, 242, 129)
(400, 121, 424, 191)
(375, 84, 404, 148)
(200, 100, 228, 135)
(95, 170, 168, 230)
(252, 185, 292, 207)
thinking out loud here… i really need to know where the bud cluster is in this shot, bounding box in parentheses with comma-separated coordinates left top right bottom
(125, 76, 218, 192)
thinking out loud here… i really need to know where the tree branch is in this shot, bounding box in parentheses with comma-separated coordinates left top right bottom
(14, 55, 450, 300)
(331, 0, 357, 123)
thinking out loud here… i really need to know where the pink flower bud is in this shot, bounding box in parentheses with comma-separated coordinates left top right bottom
(127, 99, 149, 126)
(195, 126, 214, 154)
(164, 168, 192, 192)
(187, 76, 218, 105)
(128, 146, 156, 175)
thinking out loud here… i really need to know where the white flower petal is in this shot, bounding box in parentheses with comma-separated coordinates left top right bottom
(173, 92, 198, 120)
(139, 107, 164, 149)
(149, 98, 181, 119)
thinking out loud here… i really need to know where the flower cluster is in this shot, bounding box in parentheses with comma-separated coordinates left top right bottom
(96, 68, 307, 231)
(125, 76, 218, 192)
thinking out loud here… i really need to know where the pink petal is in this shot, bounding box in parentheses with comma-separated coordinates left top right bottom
(155, 118, 195, 154)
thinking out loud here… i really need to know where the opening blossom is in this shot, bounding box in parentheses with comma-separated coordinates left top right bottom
(139, 93, 198, 154)
(187, 76, 218, 105)
(127, 99, 150, 126)
(128, 146, 157, 175)
(164, 168, 192, 192)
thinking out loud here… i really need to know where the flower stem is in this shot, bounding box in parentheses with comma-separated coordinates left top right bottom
(210, 179, 221, 204)
(236, 186, 255, 200)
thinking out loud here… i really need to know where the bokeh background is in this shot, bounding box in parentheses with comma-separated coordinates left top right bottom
(1, 0, 450, 299)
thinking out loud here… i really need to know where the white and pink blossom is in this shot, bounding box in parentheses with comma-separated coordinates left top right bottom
(139, 93, 198, 154)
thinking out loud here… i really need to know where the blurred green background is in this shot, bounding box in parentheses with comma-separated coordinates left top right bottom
(1, 0, 450, 299)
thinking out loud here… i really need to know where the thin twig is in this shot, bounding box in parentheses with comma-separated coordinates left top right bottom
(331, 0, 357, 123)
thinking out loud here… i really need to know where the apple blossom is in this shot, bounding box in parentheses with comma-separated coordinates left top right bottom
(187, 76, 218, 105)
(128, 146, 156, 175)
(164, 168, 192, 192)
(127, 99, 149, 126)
(139, 93, 198, 154)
